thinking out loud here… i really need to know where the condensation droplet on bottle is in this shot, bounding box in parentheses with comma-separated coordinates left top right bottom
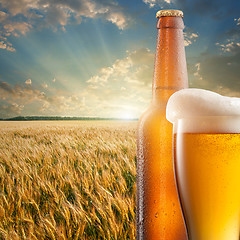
(155, 212, 158, 218)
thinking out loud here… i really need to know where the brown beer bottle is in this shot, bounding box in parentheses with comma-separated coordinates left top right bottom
(137, 10, 188, 240)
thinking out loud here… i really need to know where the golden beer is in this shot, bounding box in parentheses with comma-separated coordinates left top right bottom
(174, 117, 240, 240)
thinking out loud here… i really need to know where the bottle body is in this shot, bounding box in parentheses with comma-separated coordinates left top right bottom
(137, 10, 188, 240)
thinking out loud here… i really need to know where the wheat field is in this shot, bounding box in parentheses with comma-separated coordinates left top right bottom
(0, 121, 137, 240)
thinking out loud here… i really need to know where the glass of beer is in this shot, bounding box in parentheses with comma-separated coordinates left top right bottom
(166, 88, 240, 240)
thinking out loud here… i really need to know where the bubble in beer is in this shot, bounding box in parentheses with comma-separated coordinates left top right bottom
(166, 88, 240, 123)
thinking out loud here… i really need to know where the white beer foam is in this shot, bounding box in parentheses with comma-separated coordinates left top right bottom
(166, 88, 240, 133)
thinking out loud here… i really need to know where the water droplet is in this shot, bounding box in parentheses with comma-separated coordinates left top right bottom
(155, 212, 158, 218)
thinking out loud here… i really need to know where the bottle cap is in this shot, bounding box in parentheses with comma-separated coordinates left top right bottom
(156, 9, 183, 18)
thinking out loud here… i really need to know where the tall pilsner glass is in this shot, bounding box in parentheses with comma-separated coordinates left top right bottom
(174, 116, 240, 240)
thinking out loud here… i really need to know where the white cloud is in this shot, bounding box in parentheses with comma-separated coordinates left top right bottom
(215, 18, 240, 54)
(0, 11, 17, 51)
(143, 0, 173, 7)
(234, 18, 240, 26)
(0, 48, 157, 118)
(0, 40, 16, 52)
(143, 0, 156, 8)
(190, 40, 240, 95)
(0, 0, 38, 16)
(0, 0, 131, 51)
(0, 81, 87, 117)
(0, 10, 32, 51)
(193, 62, 203, 81)
(184, 32, 199, 47)
(1, 0, 130, 30)
(41, 82, 48, 89)
(143, 0, 172, 8)
(105, 11, 128, 30)
(86, 48, 154, 87)
(0, 103, 24, 118)
(85, 48, 154, 118)
(25, 79, 32, 85)
(3, 22, 32, 37)
(216, 41, 240, 53)
(0, 10, 7, 21)
(214, 87, 240, 98)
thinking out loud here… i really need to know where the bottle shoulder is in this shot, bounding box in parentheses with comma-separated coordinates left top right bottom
(137, 105, 173, 146)
(139, 104, 166, 122)
(138, 103, 171, 132)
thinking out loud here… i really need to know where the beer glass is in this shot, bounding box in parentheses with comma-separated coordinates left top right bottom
(173, 116, 240, 240)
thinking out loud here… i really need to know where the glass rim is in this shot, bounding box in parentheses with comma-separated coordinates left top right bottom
(176, 115, 240, 120)
(173, 115, 240, 134)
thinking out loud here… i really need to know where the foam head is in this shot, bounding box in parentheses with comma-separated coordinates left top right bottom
(166, 88, 240, 133)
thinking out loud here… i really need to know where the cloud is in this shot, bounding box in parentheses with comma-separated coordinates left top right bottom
(0, 81, 14, 94)
(0, 81, 43, 102)
(0, 9, 32, 51)
(142, 0, 156, 8)
(25, 79, 32, 85)
(105, 11, 129, 30)
(0, 14, 28, 52)
(0, 0, 132, 51)
(0, 103, 24, 118)
(0, 0, 130, 31)
(0, 0, 38, 16)
(190, 42, 240, 95)
(193, 62, 202, 80)
(0, 40, 15, 52)
(2, 45, 238, 118)
(235, 18, 240, 26)
(216, 18, 240, 53)
(184, 31, 199, 46)
(214, 18, 240, 53)
(216, 41, 240, 53)
(143, 0, 170, 8)
(0, 10, 7, 22)
(143, 0, 238, 20)
(0, 11, 16, 51)
(3, 21, 32, 37)
(0, 81, 87, 118)
(41, 82, 48, 89)
(185, 16, 240, 97)
(87, 48, 154, 87)
(85, 48, 154, 118)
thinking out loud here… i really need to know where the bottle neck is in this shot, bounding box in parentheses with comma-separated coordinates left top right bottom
(152, 87, 184, 106)
(152, 16, 188, 104)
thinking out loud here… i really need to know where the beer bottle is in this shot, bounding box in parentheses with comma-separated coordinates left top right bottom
(137, 9, 188, 239)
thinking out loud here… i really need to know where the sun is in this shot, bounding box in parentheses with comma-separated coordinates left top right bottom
(118, 110, 135, 120)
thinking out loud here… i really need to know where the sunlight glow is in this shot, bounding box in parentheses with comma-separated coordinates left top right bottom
(118, 110, 135, 120)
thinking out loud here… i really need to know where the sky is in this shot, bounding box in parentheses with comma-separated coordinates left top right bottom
(0, 0, 239, 119)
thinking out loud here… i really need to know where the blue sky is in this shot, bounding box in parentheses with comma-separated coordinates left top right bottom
(0, 0, 239, 119)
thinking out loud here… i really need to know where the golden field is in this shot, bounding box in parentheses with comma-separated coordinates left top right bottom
(0, 121, 137, 239)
